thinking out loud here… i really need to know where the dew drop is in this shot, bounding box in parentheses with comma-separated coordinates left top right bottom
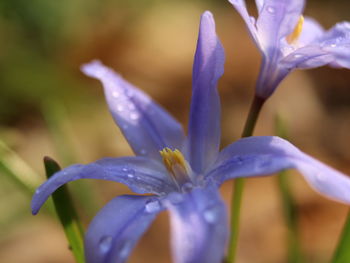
(99, 236, 113, 254)
(249, 16, 256, 25)
(122, 167, 129, 172)
(181, 182, 193, 193)
(130, 112, 139, 120)
(117, 105, 124, 112)
(119, 241, 131, 259)
(316, 173, 326, 182)
(35, 189, 41, 194)
(112, 91, 120, 98)
(140, 149, 147, 155)
(167, 192, 184, 204)
(127, 103, 135, 110)
(203, 208, 218, 224)
(330, 43, 337, 48)
(267, 6, 275, 14)
(293, 53, 303, 58)
(145, 199, 161, 213)
(127, 173, 134, 178)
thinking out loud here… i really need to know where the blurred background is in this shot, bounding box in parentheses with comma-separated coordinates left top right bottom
(0, 0, 349, 262)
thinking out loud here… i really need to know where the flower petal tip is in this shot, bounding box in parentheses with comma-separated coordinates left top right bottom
(81, 60, 106, 79)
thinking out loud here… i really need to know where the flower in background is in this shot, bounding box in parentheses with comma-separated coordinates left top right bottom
(229, 0, 350, 98)
(32, 11, 350, 263)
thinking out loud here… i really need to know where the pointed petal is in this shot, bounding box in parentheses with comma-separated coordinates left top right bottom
(165, 186, 227, 263)
(85, 195, 162, 263)
(229, 0, 260, 48)
(209, 136, 350, 204)
(82, 61, 186, 160)
(256, 0, 304, 53)
(187, 11, 225, 173)
(31, 157, 175, 214)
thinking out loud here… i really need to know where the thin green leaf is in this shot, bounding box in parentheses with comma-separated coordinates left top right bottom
(332, 211, 350, 263)
(44, 156, 85, 263)
(275, 114, 304, 263)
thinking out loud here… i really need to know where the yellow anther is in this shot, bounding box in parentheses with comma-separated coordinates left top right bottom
(159, 148, 189, 179)
(286, 15, 304, 44)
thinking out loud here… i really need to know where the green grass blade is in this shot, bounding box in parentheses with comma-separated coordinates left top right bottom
(332, 211, 350, 263)
(0, 139, 40, 194)
(275, 114, 304, 263)
(44, 156, 85, 263)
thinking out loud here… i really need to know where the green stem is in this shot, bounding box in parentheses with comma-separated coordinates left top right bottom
(275, 114, 303, 263)
(332, 210, 350, 263)
(278, 170, 303, 263)
(226, 95, 265, 263)
(44, 156, 85, 263)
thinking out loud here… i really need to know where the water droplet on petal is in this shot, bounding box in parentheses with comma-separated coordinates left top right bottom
(316, 173, 326, 182)
(127, 103, 135, 110)
(203, 208, 219, 224)
(99, 236, 113, 253)
(117, 105, 124, 112)
(140, 149, 147, 155)
(145, 199, 161, 213)
(167, 192, 184, 204)
(249, 16, 256, 25)
(267, 6, 275, 14)
(118, 241, 132, 259)
(127, 173, 134, 178)
(330, 43, 337, 48)
(112, 91, 120, 98)
(196, 175, 206, 186)
(130, 112, 139, 120)
(293, 53, 303, 58)
(181, 182, 193, 193)
(35, 189, 41, 194)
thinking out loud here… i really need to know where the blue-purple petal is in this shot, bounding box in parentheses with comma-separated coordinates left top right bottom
(164, 186, 227, 263)
(209, 136, 350, 204)
(228, 0, 260, 49)
(31, 156, 175, 214)
(256, 0, 304, 53)
(317, 22, 350, 68)
(85, 195, 163, 263)
(187, 11, 225, 174)
(82, 61, 186, 161)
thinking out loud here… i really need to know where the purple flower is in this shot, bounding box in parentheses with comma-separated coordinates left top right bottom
(229, 0, 350, 98)
(32, 11, 350, 263)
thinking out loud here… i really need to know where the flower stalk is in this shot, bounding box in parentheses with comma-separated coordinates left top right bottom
(275, 114, 303, 263)
(227, 95, 265, 263)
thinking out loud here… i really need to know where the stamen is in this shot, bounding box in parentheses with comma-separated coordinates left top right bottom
(159, 148, 191, 186)
(286, 15, 304, 44)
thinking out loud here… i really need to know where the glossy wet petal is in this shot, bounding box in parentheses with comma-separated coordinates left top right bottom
(31, 157, 175, 214)
(317, 22, 350, 68)
(281, 45, 332, 69)
(256, 0, 304, 53)
(187, 11, 225, 174)
(209, 136, 350, 204)
(165, 186, 227, 263)
(82, 61, 186, 161)
(85, 195, 163, 263)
